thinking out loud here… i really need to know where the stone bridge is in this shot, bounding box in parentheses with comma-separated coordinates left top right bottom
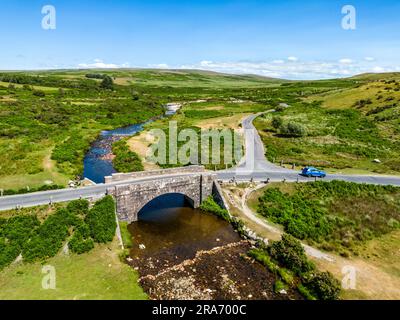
(106, 166, 221, 223)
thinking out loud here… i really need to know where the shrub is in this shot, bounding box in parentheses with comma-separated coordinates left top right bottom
(100, 75, 114, 90)
(199, 196, 231, 222)
(23, 209, 78, 262)
(0, 240, 21, 270)
(0, 216, 40, 269)
(112, 139, 144, 173)
(297, 283, 317, 300)
(279, 122, 306, 137)
(67, 199, 89, 216)
(86, 196, 117, 243)
(3, 184, 64, 196)
(69, 230, 94, 254)
(274, 279, 287, 293)
(268, 234, 315, 276)
(303, 271, 341, 300)
(271, 116, 283, 129)
(258, 188, 331, 241)
(32, 90, 45, 97)
(230, 218, 247, 238)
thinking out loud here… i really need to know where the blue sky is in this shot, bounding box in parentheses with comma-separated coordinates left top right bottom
(1, 0, 400, 79)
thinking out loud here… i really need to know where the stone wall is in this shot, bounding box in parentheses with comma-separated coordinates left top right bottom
(104, 165, 206, 183)
(212, 181, 230, 211)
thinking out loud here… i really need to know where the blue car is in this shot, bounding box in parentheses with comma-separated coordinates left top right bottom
(301, 167, 326, 178)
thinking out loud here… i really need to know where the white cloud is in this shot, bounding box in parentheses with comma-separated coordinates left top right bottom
(76, 57, 398, 80)
(175, 58, 398, 80)
(339, 58, 353, 64)
(78, 59, 130, 69)
(372, 66, 385, 73)
(148, 63, 169, 69)
(365, 57, 375, 62)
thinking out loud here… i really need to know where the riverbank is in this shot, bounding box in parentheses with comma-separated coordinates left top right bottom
(223, 182, 400, 300)
(137, 241, 302, 300)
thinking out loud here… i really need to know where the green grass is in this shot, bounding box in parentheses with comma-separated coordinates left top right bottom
(0, 69, 396, 187)
(118, 221, 133, 249)
(0, 240, 147, 300)
(256, 181, 400, 255)
(0, 198, 145, 300)
(254, 101, 400, 174)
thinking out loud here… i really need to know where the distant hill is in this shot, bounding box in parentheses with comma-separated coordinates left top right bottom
(350, 72, 400, 81)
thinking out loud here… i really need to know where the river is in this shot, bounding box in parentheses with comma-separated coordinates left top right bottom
(127, 193, 241, 275)
(82, 104, 296, 299)
(83, 103, 181, 184)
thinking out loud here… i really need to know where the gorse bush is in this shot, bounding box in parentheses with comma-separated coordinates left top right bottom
(302, 271, 341, 300)
(268, 234, 315, 276)
(69, 224, 95, 254)
(279, 122, 306, 137)
(0, 197, 117, 269)
(66, 199, 89, 216)
(250, 234, 340, 300)
(22, 208, 79, 262)
(271, 116, 283, 129)
(0, 215, 40, 269)
(112, 139, 144, 173)
(86, 196, 117, 243)
(257, 181, 400, 253)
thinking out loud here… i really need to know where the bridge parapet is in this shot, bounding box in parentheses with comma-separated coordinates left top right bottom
(104, 165, 207, 183)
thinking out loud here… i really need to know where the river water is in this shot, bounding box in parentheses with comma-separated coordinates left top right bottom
(83, 104, 183, 184)
(127, 193, 240, 275)
(83, 122, 147, 183)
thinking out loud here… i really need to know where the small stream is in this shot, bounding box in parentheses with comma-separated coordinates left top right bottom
(83, 122, 147, 184)
(83, 103, 180, 183)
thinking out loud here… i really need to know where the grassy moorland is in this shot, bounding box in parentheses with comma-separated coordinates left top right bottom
(254, 181, 400, 256)
(1, 69, 399, 187)
(246, 181, 400, 299)
(125, 77, 360, 170)
(254, 74, 400, 175)
(0, 69, 286, 189)
(0, 237, 146, 300)
(0, 198, 146, 300)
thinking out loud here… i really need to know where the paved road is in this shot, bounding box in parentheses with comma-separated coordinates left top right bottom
(1, 112, 400, 211)
(0, 172, 198, 211)
(217, 112, 400, 186)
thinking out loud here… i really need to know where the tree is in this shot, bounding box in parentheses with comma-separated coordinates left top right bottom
(100, 75, 114, 90)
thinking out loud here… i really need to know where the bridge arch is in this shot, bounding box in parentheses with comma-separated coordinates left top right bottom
(136, 192, 196, 218)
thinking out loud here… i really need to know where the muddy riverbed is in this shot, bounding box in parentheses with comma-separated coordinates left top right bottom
(126, 194, 302, 300)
